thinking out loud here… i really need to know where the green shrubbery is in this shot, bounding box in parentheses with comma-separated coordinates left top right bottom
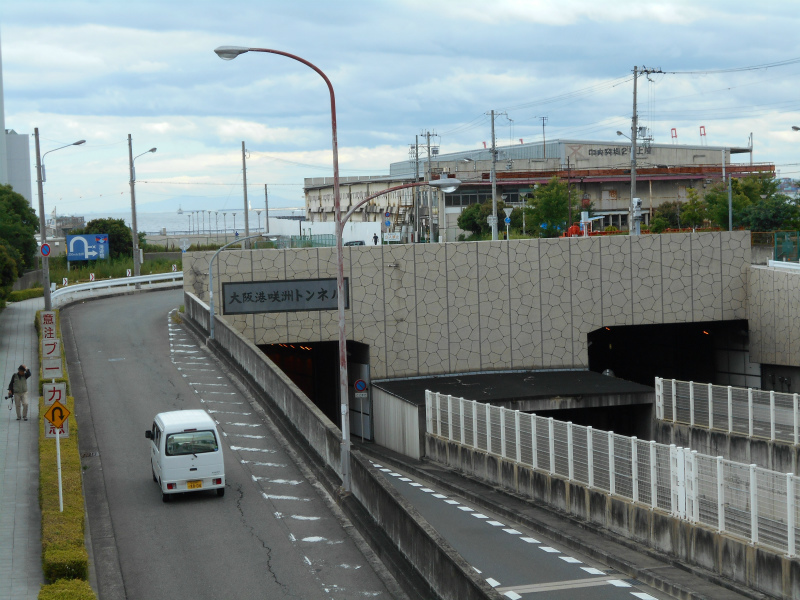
(36, 309, 97, 599)
(9, 287, 44, 301)
(47, 256, 181, 285)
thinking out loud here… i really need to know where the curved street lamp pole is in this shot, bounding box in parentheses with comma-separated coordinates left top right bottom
(35, 129, 86, 310)
(128, 136, 157, 290)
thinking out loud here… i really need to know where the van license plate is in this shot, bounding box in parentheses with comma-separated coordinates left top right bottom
(187, 480, 202, 489)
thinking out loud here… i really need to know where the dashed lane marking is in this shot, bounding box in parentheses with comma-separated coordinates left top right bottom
(486, 578, 500, 588)
(559, 556, 582, 564)
(581, 567, 605, 575)
(262, 493, 311, 501)
(520, 537, 540, 544)
(539, 547, 559, 553)
(231, 446, 276, 453)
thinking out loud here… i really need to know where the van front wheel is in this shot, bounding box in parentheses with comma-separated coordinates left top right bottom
(217, 487, 225, 498)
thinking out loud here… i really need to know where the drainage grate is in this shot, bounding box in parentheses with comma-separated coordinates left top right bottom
(81, 452, 99, 457)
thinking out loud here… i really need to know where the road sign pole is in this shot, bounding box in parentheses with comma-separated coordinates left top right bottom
(56, 427, 63, 512)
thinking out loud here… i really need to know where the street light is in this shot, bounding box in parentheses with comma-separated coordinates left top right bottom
(34, 129, 85, 310)
(215, 45, 453, 493)
(792, 126, 800, 131)
(128, 136, 157, 290)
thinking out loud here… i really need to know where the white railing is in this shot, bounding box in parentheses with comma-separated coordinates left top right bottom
(51, 272, 183, 307)
(426, 390, 799, 557)
(655, 377, 800, 445)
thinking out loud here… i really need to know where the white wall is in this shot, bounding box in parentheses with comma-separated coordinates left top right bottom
(299, 220, 382, 245)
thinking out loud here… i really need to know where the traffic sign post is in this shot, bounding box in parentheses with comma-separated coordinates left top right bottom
(44, 400, 71, 512)
(66, 234, 109, 261)
(40, 243, 51, 257)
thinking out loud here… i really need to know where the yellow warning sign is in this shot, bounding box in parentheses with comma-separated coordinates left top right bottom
(44, 400, 70, 429)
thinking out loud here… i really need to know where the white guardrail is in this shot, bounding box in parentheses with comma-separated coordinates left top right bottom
(655, 377, 799, 445)
(426, 390, 799, 557)
(51, 272, 183, 307)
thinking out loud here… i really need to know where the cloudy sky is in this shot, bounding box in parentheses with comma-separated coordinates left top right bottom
(2, 0, 800, 217)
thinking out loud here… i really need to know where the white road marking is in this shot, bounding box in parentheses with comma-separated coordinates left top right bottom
(206, 410, 251, 415)
(388, 473, 402, 477)
(201, 399, 244, 405)
(399, 477, 411, 482)
(371, 464, 382, 468)
(230, 433, 265, 439)
(559, 556, 582, 564)
(607, 580, 631, 587)
(420, 488, 435, 493)
(631, 593, 658, 599)
(204, 392, 238, 395)
(304, 556, 312, 566)
(226, 422, 262, 427)
(432, 493, 447, 498)
(487, 521, 505, 526)
(231, 446, 276, 453)
(253, 477, 302, 485)
(263, 493, 310, 501)
(521, 537, 540, 544)
(471, 513, 489, 519)
(444, 500, 460, 505)
(486, 578, 500, 588)
(302, 536, 327, 543)
(380, 468, 391, 472)
(409, 483, 422, 487)
(241, 460, 285, 466)
(472, 566, 482, 573)
(581, 567, 605, 575)
(191, 383, 229, 387)
(291, 515, 321, 521)
(504, 592, 522, 599)
(539, 547, 559, 553)
(503, 529, 521, 535)
(458, 506, 473, 512)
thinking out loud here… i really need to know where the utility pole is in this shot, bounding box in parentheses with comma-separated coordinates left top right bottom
(540, 116, 548, 161)
(567, 157, 572, 230)
(241, 141, 251, 247)
(34, 129, 52, 311)
(264, 184, 270, 234)
(630, 65, 638, 209)
(426, 131, 433, 243)
(490, 110, 498, 240)
(414, 135, 419, 242)
(127, 134, 142, 289)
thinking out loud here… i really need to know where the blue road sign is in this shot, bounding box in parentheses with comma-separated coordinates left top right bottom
(504, 217, 511, 224)
(40, 243, 51, 257)
(385, 220, 391, 227)
(67, 234, 109, 261)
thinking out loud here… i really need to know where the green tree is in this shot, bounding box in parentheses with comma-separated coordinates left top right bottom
(456, 199, 511, 238)
(653, 201, 681, 228)
(0, 184, 39, 270)
(0, 241, 20, 297)
(681, 188, 708, 229)
(525, 177, 578, 238)
(740, 195, 799, 231)
(649, 216, 669, 234)
(70, 218, 133, 260)
(456, 202, 485, 235)
(704, 174, 796, 230)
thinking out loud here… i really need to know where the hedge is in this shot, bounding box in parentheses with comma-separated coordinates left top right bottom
(38, 578, 95, 600)
(36, 308, 97, 599)
(9, 288, 44, 301)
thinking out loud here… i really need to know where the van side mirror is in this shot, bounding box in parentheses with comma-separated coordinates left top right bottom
(145, 430, 152, 439)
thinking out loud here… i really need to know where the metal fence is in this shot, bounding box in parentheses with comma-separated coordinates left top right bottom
(273, 234, 336, 249)
(426, 390, 799, 557)
(655, 377, 800, 445)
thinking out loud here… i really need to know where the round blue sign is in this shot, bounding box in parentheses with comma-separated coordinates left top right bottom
(504, 217, 511, 224)
(385, 220, 391, 227)
(354, 379, 367, 392)
(40, 243, 51, 257)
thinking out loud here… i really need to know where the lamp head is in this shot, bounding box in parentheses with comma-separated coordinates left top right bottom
(616, 131, 624, 136)
(793, 126, 800, 131)
(430, 178, 461, 194)
(148, 148, 157, 153)
(215, 46, 250, 60)
(73, 140, 86, 146)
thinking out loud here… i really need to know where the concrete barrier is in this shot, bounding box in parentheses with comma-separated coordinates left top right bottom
(182, 291, 500, 599)
(426, 434, 800, 600)
(13, 269, 43, 291)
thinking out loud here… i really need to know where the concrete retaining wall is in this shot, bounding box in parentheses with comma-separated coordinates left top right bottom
(13, 269, 43, 291)
(426, 434, 800, 600)
(183, 291, 500, 599)
(654, 420, 800, 475)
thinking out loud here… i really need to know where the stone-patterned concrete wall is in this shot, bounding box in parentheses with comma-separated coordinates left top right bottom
(184, 231, 750, 379)
(748, 265, 800, 367)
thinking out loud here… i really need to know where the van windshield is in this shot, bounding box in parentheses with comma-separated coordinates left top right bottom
(165, 430, 219, 456)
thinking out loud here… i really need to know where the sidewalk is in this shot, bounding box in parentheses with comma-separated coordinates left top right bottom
(0, 297, 45, 600)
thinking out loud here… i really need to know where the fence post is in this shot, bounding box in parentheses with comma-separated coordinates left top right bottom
(447, 394, 453, 441)
(425, 390, 432, 434)
(515, 411, 521, 463)
(650, 441, 657, 509)
(531, 414, 538, 470)
(689, 381, 695, 427)
(728, 386, 733, 433)
(770, 391, 776, 441)
(486, 403, 492, 454)
(788, 473, 796, 558)
(435, 392, 442, 437)
(568, 422, 574, 481)
(672, 379, 677, 423)
(708, 383, 714, 431)
(473, 400, 478, 448)
(632, 437, 639, 503)
(655, 377, 663, 420)
(794, 393, 799, 447)
(690, 450, 699, 523)
(500, 409, 507, 459)
(750, 464, 759, 545)
(748, 389, 754, 438)
(717, 456, 725, 533)
(548, 418, 555, 475)
(459, 397, 465, 445)
(609, 432, 616, 496)
(587, 426, 594, 488)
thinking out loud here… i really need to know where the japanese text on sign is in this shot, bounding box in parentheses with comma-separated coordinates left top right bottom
(222, 278, 349, 315)
(43, 383, 67, 407)
(587, 146, 652, 157)
(42, 338, 61, 359)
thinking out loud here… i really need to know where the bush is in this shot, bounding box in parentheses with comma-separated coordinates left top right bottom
(9, 288, 44, 301)
(38, 578, 96, 600)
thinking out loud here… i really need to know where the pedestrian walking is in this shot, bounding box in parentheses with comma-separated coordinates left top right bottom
(373, 233, 379, 245)
(8, 364, 32, 421)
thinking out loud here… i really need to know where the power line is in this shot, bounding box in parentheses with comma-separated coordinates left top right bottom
(666, 57, 800, 75)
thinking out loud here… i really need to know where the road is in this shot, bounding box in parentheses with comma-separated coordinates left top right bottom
(63, 290, 399, 600)
(373, 462, 672, 600)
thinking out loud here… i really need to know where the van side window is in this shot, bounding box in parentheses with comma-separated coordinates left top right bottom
(165, 430, 219, 456)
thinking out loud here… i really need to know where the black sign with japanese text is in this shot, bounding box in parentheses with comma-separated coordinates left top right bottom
(222, 278, 349, 314)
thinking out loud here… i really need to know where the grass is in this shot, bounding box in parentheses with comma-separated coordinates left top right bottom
(9, 288, 45, 301)
(47, 256, 181, 285)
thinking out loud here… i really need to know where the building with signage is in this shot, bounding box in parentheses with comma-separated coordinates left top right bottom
(304, 139, 773, 241)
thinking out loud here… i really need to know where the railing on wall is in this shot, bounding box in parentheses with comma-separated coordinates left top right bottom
(655, 377, 800, 445)
(50, 272, 184, 307)
(426, 390, 799, 557)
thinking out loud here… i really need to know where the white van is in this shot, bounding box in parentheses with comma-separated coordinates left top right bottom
(145, 409, 225, 502)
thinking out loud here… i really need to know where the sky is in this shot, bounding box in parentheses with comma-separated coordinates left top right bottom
(2, 0, 800, 216)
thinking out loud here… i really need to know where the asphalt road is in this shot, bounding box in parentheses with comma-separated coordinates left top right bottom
(63, 290, 398, 600)
(372, 461, 672, 600)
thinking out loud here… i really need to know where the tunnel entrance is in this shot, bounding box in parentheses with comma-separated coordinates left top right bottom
(587, 319, 755, 388)
(257, 340, 372, 438)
